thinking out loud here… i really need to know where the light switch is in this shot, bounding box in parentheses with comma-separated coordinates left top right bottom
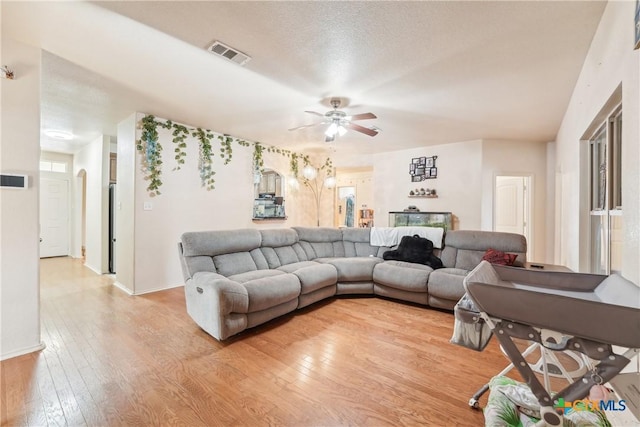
(143, 202, 152, 211)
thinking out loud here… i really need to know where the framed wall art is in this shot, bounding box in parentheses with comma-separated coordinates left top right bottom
(409, 156, 437, 181)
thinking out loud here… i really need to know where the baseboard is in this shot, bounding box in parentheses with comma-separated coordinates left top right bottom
(113, 281, 134, 295)
(133, 282, 184, 296)
(112, 281, 183, 296)
(84, 263, 103, 275)
(0, 341, 46, 361)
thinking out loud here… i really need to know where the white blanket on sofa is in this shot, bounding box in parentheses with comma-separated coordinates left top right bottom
(370, 226, 444, 248)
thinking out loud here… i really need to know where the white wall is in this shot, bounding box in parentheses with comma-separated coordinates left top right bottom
(115, 114, 137, 293)
(73, 135, 110, 274)
(546, 142, 556, 264)
(372, 141, 483, 229)
(0, 36, 44, 360)
(555, 1, 640, 282)
(480, 140, 548, 262)
(370, 140, 549, 262)
(117, 113, 329, 294)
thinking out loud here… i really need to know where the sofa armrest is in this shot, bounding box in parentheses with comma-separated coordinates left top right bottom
(186, 272, 249, 340)
(191, 272, 249, 314)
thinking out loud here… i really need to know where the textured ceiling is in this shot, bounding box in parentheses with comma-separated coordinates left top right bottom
(5, 1, 607, 157)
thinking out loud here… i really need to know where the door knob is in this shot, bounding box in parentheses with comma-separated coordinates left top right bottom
(40, 238, 43, 242)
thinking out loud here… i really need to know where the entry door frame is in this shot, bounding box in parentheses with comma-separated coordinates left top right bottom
(40, 177, 70, 258)
(493, 173, 533, 261)
(336, 186, 357, 228)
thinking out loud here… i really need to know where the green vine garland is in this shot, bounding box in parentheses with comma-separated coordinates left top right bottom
(193, 128, 216, 190)
(253, 142, 265, 174)
(301, 156, 331, 175)
(321, 157, 334, 176)
(171, 123, 189, 170)
(290, 153, 300, 178)
(136, 114, 330, 196)
(219, 135, 234, 165)
(136, 115, 163, 196)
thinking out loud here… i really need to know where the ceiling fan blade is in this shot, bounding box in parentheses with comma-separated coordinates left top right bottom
(304, 111, 325, 117)
(349, 112, 377, 121)
(346, 122, 378, 137)
(325, 134, 336, 143)
(288, 122, 322, 131)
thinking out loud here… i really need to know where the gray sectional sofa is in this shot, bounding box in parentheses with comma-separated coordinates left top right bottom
(178, 227, 526, 341)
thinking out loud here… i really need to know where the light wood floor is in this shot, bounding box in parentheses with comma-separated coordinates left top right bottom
(2, 257, 519, 426)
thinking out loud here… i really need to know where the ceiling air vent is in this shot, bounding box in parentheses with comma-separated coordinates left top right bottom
(207, 41, 251, 66)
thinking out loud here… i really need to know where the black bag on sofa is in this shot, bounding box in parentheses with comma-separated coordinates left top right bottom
(383, 234, 443, 269)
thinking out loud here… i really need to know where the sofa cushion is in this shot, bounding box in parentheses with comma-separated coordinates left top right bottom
(316, 257, 382, 282)
(227, 269, 286, 284)
(243, 274, 301, 313)
(293, 227, 343, 243)
(440, 230, 526, 269)
(428, 268, 469, 301)
(276, 261, 321, 273)
(181, 254, 216, 278)
(257, 229, 308, 269)
(291, 264, 338, 295)
(342, 228, 380, 257)
(300, 241, 345, 259)
(452, 249, 488, 272)
(260, 228, 299, 247)
(213, 252, 258, 277)
(181, 229, 261, 257)
(373, 261, 431, 292)
(260, 246, 298, 268)
(181, 229, 263, 278)
(294, 227, 345, 259)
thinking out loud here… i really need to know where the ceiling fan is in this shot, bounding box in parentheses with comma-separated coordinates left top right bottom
(289, 98, 378, 142)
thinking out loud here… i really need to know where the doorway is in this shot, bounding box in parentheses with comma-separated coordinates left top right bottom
(336, 186, 356, 227)
(109, 183, 117, 273)
(494, 175, 532, 260)
(77, 169, 87, 260)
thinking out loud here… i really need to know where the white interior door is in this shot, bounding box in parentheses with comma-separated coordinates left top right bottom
(495, 176, 525, 234)
(494, 175, 531, 259)
(40, 178, 70, 258)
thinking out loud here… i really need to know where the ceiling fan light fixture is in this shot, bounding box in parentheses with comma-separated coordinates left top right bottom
(325, 122, 338, 137)
(290, 97, 378, 141)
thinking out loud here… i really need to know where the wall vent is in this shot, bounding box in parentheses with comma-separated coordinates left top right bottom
(207, 41, 251, 66)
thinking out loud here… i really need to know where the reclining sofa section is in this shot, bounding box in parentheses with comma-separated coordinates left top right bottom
(178, 227, 526, 341)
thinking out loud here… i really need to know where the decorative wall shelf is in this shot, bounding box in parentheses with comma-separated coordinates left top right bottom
(252, 216, 287, 221)
(408, 195, 438, 198)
